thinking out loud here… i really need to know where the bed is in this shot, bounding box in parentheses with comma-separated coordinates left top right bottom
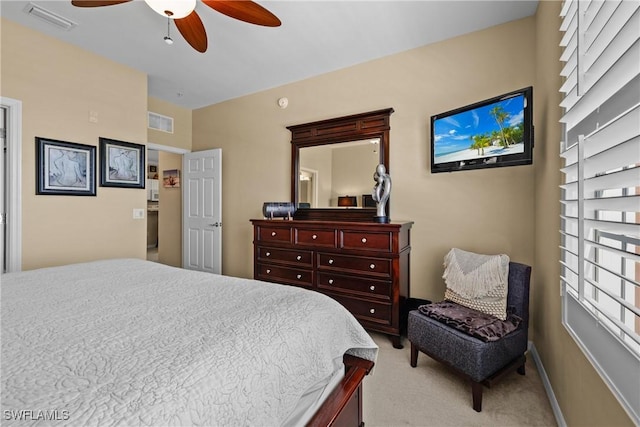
(1, 258, 377, 426)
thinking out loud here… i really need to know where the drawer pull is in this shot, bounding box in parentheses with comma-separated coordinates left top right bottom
(296, 274, 302, 279)
(266, 252, 271, 257)
(361, 237, 367, 243)
(370, 263, 376, 269)
(312, 234, 318, 240)
(271, 231, 277, 237)
(328, 279, 334, 285)
(296, 255, 302, 261)
(328, 259, 334, 265)
(369, 308, 376, 314)
(266, 269, 271, 274)
(370, 285, 375, 291)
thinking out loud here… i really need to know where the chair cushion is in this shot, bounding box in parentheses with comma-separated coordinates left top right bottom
(443, 248, 509, 320)
(418, 301, 521, 342)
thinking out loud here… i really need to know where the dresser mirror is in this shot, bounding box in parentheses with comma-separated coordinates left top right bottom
(289, 108, 393, 221)
(298, 138, 381, 208)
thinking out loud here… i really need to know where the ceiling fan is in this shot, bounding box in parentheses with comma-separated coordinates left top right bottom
(71, 0, 281, 53)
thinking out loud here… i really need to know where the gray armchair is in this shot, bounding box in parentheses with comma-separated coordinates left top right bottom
(407, 262, 531, 412)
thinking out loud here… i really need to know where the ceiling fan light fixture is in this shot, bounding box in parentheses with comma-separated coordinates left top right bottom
(164, 36, 174, 45)
(144, 0, 196, 19)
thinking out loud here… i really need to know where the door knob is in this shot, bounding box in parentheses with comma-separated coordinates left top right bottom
(209, 222, 222, 227)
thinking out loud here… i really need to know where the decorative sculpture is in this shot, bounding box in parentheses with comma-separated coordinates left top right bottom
(372, 164, 391, 223)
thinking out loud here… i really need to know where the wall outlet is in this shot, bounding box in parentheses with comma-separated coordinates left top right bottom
(133, 208, 145, 219)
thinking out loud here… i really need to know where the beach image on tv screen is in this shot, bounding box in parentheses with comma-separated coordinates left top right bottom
(433, 94, 525, 164)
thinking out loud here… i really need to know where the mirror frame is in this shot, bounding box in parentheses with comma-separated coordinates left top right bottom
(288, 108, 394, 221)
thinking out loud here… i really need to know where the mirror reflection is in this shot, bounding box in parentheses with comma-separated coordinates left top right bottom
(298, 138, 380, 208)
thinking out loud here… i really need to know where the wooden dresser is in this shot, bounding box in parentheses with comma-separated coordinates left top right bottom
(251, 219, 412, 348)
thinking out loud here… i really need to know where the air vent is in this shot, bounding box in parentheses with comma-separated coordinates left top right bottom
(148, 112, 174, 134)
(23, 3, 77, 31)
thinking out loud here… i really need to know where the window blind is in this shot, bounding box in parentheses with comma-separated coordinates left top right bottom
(559, 0, 640, 422)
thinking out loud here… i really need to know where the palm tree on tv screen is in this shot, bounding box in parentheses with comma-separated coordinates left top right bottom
(470, 134, 490, 155)
(490, 105, 511, 147)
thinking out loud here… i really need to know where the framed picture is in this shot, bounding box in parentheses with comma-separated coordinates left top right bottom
(163, 169, 180, 188)
(36, 137, 96, 196)
(99, 137, 145, 188)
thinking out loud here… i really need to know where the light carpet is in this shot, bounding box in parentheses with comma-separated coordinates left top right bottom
(363, 332, 557, 426)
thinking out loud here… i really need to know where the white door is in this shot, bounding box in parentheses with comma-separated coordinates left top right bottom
(182, 149, 222, 274)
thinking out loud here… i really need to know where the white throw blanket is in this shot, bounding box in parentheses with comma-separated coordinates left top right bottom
(443, 248, 509, 298)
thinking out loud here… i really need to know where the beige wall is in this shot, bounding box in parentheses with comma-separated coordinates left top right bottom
(157, 151, 183, 267)
(1, 18, 148, 270)
(147, 96, 192, 151)
(193, 17, 537, 296)
(533, 2, 633, 426)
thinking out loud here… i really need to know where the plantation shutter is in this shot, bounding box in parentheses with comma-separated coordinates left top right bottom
(559, 0, 640, 422)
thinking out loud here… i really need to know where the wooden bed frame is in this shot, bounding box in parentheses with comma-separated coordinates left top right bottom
(306, 354, 375, 427)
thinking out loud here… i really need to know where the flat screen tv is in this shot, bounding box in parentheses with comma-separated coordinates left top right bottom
(430, 87, 533, 173)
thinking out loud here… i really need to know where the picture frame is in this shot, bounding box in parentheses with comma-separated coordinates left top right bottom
(163, 169, 181, 188)
(99, 137, 145, 188)
(36, 137, 96, 196)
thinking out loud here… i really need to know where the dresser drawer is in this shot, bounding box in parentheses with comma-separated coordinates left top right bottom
(317, 272, 391, 300)
(317, 253, 391, 277)
(340, 230, 392, 252)
(256, 264, 313, 288)
(257, 226, 292, 243)
(257, 247, 312, 267)
(328, 293, 391, 325)
(294, 228, 336, 247)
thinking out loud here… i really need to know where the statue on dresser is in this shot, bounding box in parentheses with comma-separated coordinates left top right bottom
(372, 164, 391, 223)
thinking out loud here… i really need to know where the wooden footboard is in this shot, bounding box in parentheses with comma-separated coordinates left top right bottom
(306, 354, 375, 427)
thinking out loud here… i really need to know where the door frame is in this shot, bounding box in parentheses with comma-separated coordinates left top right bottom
(146, 142, 189, 264)
(299, 166, 318, 207)
(1, 97, 22, 273)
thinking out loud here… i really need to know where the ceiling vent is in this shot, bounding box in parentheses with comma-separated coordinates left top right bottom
(148, 112, 174, 134)
(23, 3, 77, 31)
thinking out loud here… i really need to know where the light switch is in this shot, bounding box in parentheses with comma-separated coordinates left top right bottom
(133, 208, 145, 219)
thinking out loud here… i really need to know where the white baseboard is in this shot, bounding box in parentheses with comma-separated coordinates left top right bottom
(528, 341, 567, 427)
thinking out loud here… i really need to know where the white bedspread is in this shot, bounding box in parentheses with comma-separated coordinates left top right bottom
(1, 259, 377, 426)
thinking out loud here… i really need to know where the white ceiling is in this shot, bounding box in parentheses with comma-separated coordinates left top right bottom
(0, 0, 539, 109)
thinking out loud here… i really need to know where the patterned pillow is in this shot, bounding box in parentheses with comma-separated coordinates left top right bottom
(442, 248, 510, 320)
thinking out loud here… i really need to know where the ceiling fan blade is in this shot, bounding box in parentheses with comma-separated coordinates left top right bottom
(175, 11, 208, 53)
(71, 0, 131, 7)
(202, 0, 281, 27)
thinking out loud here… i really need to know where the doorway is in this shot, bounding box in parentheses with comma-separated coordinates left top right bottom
(146, 149, 160, 262)
(145, 143, 188, 267)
